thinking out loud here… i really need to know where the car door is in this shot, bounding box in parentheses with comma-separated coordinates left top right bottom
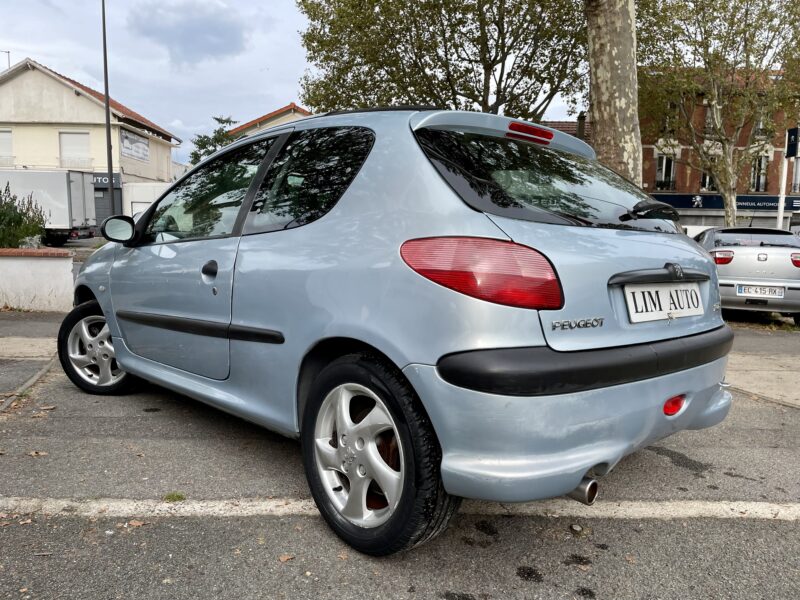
(109, 136, 279, 380)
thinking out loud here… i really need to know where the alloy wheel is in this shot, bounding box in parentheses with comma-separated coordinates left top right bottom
(313, 382, 404, 528)
(66, 315, 125, 387)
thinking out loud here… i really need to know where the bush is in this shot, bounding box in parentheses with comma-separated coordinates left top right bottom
(0, 183, 47, 247)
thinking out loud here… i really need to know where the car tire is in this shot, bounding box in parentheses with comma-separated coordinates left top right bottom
(794, 314, 800, 327)
(57, 300, 134, 395)
(301, 352, 460, 555)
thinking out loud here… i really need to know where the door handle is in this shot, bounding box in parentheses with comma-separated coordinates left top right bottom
(201, 260, 218, 278)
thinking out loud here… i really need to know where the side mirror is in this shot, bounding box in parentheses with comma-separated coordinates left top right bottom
(100, 215, 136, 243)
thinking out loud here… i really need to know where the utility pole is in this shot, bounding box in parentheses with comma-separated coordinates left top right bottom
(101, 0, 117, 215)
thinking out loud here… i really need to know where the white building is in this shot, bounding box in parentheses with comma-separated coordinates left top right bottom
(0, 58, 180, 224)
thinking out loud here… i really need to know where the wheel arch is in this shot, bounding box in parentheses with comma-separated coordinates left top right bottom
(74, 284, 97, 306)
(296, 337, 419, 431)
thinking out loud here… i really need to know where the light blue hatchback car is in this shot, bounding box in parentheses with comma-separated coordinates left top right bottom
(59, 108, 733, 555)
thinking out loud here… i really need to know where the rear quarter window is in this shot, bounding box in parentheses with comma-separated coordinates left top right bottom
(244, 126, 374, 233)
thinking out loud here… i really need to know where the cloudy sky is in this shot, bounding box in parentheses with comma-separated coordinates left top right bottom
(1, 0, 571, 163)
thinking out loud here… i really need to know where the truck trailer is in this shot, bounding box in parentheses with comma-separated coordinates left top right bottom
(0, 170, 96, 245)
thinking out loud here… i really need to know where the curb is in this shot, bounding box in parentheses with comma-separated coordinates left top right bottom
(729, 385, 800, 411)
(0, 353, 57, 412)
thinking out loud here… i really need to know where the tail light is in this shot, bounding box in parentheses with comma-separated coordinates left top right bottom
(791, 253, 800, 268)
(400, 237, 563, 310)
(712, 250, 734, 265)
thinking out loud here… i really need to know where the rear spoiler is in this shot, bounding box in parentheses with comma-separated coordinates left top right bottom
(409, 110, 595, 160)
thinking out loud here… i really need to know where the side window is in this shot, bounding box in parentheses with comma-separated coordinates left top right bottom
(245, 126, 374, 232)
(143, 137, 274, 243)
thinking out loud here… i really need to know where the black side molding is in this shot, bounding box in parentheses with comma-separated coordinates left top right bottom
(436, 325, 733, 397)
(116, 311, 284, 344)
(608, 262, 710, 286)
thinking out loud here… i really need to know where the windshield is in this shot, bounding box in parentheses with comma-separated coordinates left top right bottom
(714, 229, 800, 248)
(415, 128, 679, 233)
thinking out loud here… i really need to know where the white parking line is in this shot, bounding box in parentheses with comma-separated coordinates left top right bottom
(2, 497, 799, 521)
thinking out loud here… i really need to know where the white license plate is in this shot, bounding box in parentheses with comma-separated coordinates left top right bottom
(736, 285, 784, 298)
(624, 282, 704, 324)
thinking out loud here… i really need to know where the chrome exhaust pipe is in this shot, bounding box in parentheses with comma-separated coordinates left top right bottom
(567, 477, 599, 505)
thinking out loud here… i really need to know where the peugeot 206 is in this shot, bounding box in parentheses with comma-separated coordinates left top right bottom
(58, 108, 734, 555)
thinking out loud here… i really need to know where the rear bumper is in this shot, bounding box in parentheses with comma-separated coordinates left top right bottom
(404, 355, 731, 502)
(719, 279, 800, 313)
(436, 325, 733, 396)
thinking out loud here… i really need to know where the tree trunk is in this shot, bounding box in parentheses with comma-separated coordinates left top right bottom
(720, 182, 738, 226)
(717, 148, 738, 226)
(584, 0, 642, 185)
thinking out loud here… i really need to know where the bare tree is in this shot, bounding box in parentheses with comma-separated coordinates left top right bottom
(584, 0, 642, 184)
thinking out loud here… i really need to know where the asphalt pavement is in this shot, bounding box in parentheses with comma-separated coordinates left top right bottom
(1, 313, 798, 599)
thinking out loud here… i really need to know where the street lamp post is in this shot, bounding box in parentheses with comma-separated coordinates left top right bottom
(1, 51, 10, 71)
(101, 0, 117, 214)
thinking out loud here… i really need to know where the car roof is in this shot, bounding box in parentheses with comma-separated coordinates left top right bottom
(235, 107, 596, 161)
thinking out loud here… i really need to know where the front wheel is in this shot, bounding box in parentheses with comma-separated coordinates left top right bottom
(301, 353, 460, 555)
(57, 300, 134, 394)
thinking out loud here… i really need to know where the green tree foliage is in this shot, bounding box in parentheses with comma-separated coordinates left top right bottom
(297, 0, 587, 120)
(637, 0, 800, 225)
(189, 116, 239, 165)
(0, 183, 47, 248)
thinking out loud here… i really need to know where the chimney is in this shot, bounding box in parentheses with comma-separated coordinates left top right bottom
(577, 112, 586, 141)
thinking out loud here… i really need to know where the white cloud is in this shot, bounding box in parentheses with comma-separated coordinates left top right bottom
(128, 0, 254, 65)
(2, 0, 308, 162)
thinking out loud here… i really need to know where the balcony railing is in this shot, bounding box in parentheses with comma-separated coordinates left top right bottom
(59, 157, 93, 169)
(0, 156, 14, 167)
(655, 179, 676, 191)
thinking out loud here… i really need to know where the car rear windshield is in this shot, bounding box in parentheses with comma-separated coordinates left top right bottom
(714, 228, 800, 248)
(415, 128, 679, 233)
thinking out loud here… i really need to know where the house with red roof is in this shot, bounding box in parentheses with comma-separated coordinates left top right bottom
(0, 58, 180, 221)
(228, 102, 311, 138)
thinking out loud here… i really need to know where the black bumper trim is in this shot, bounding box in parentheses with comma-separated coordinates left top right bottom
(436, 325, 733, 396)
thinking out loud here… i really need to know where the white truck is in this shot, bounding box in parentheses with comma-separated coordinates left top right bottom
(0, 170, 95, 246)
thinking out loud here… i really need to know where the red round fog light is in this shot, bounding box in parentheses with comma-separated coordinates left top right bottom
(663, 395, 685, 416)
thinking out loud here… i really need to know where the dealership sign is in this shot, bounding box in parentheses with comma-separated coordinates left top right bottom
(92, 173, 121, 189)
(121, 129, 150, 162)
(652, 193, 800, 212)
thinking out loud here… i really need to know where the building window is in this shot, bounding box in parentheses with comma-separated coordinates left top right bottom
(704, 106, 714, 136)
(753, 117, 768, 139)
(655, 153, 676, 191)
(59, 132, 92, 169)
(0, 130, 12, 167)
(700, 171, 716, 192)
(750, 155, 768, 192)
(793, 158, 800, 194)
